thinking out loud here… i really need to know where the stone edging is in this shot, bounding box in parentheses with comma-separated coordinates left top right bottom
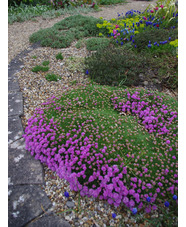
(8, 44, 71, 227)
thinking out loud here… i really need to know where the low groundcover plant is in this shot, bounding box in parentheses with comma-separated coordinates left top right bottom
(23, 85, 178, 215)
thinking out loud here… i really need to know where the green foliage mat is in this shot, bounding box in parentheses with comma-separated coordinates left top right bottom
(29, 15, 104, 48)
(85, 37, 111, 51)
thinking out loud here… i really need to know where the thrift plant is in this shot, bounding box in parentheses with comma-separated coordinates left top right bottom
(45, 73, 61, 81)
(56, 52, 64, 60)
(42, 60, 50, 66)
(23, 85, 178, 214)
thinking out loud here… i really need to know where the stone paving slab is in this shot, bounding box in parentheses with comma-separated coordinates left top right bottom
(8, 43, 72, 227)
(9, 138, 44, 185)
(8, 116, 23, 144)
(8, 185, 52, 227)
(8, 77, 20, 92)
(8, 92, 23, 117)
(27, 213, 71, 227)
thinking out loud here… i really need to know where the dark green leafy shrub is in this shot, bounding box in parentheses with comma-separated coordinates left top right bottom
(31, 65, 49, 72)
(45, 73, 61, 81)
(134, 28, 178, 52)
(29, 15, 105, 48)
(85, 37, 111, 51)
(84, 46, 147, 86)
(56, 52, 64, 60)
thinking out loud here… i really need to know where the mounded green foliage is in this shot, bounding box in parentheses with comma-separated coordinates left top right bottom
(29, 15, 104, 48)
(85, 37, 111, 51)
(100, 0, 126, 5)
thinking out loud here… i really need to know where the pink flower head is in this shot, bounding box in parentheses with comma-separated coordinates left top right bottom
(113, 29, 117, 35)
(160, 5, 164, 8)
(143, 17, 147, 20)
(154, 7, 159, 10)
(166, 140, 170, 144)
(163, 16, 165, 19)
(150, 10, 154, 13)
(156, 188, 160, 193)
(115, 24, 119, 29)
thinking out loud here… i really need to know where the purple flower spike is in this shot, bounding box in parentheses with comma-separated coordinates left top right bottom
(132, 208, 137, 215)
(173, 195, 177, 200)
(64, 191, 69, 198)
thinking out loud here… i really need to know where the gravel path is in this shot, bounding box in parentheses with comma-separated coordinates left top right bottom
(8, 0, 157, 63)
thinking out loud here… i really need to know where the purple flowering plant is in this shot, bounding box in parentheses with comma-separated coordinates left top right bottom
(96, 4, 178, 50)
(23, 85, 178, 214)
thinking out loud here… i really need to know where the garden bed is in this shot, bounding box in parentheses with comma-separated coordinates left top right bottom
(12, 0, 178, 226)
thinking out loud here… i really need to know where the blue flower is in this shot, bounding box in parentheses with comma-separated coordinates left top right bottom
(173, 195, 177, 200)
(154, 42, 157, 45)
(164, 201, 170, 207)
(157, 44, 159, 47)
(116, 40, 118, 43)
(64, 191, 69, 198)
(146, 197, 151, 202)
(132, 208, 137, 215)
(121, 42, 123, 45)
(85, 70, 89, 75)
(112, 213, 117, 218)
(149, 40, 151, 44)
(135, 45, 137, 48)
(169, 37, 171, 41)
(132, 40, 135, 43)
(148, 44, 152, 48)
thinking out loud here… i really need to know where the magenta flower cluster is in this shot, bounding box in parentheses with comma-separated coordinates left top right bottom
(23, 87, 178, 212)
(111, 90, 177, 136)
